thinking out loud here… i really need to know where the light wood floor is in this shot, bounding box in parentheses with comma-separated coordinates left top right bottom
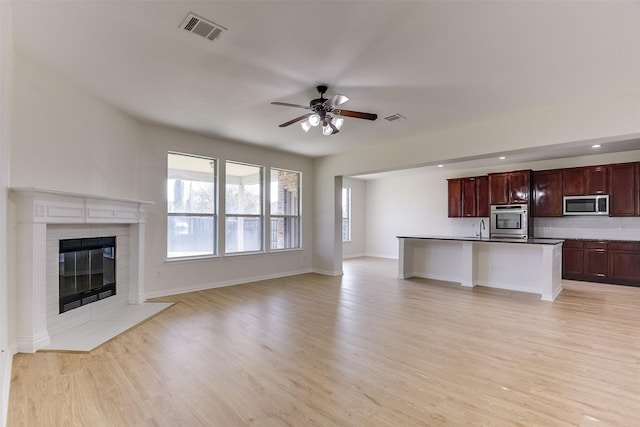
(8, 257, 640, 426)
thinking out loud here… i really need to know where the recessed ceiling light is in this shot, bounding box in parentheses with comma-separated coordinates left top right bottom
(437, 164, 444, 168)
(499, 156, 507, 160)
(592, 144, 602, 148)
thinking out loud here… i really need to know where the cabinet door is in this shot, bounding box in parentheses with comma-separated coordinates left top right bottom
(508, 170, 531, 204)
(563, 168, 585, 196)
(488, 173, 509, 205)
(609, 242, 640, 285)
(584, 241, 608, 280)
(609, 163, 637, 217)
(562, 240, 584, 278)
(585, 166, 608, 195)
(533, 170, 563, 217)
(462, 178, 477, 217)
(448, 179, 462, 218)
(476, 176, 489, 217)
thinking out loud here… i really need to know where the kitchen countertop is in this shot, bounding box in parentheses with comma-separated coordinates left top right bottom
(557, 237, 640, 243)
(397, 235, 564, 245)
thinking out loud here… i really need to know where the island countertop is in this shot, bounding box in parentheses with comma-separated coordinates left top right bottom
(396, 235, 564, 245)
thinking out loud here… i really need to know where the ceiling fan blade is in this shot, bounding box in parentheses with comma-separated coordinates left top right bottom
(279, 113, 312, 128)
(271, 102, 312, 110)
(323, 94, 349, 109)
(335, 109, 378, 121)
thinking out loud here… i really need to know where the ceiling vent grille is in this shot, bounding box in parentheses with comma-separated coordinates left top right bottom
(384, 113, 406, 122)
(180, 13, 227, 42)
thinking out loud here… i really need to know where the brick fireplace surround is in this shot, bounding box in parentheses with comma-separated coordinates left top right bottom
(11, 188, 155, 353)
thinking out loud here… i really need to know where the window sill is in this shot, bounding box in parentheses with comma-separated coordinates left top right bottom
(269, 247, 304, 254)
(165, 254, 220, 263)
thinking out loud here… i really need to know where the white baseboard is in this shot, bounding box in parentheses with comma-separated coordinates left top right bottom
(362, 253, 398, 260)
(1, 345, 16, 427)
(312, 268, 343, 276)
(342, 252, 365, 259)
(144, 268, 314, 299)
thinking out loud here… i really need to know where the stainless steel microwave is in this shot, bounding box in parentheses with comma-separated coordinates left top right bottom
(563, 195, 609, 216)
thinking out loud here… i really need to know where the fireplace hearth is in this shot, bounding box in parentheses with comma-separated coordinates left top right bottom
(59, 236, 116, 313)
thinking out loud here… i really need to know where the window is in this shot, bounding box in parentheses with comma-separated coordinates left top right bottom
(342, 187, 351, 242)
(226, 162, 263, 253)
(167, 153, 217, 258)
(270, 168, 301, 250)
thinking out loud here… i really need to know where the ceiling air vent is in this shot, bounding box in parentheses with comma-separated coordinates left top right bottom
(180, 13, 227, 42)
(384, 114, 406, 122)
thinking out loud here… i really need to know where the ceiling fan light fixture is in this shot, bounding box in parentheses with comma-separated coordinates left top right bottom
(331, 117, 344, 130)
(322, 124, 333, 136)
(300, 120, 311, 132)
(308, 114, 321, 127)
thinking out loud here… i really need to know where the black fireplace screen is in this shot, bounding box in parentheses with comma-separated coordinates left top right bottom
(58, 236, 116, 313)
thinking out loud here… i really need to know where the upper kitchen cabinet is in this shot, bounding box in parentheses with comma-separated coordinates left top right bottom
(533, 169, 563, 217)
(475, 176, 490, 217)
(447, 178, 462, 218)
(563, 166, 608, 196)
(488, 170, 531, 205)
(609, 163, 639, 217)
(448, 176, 489, 218)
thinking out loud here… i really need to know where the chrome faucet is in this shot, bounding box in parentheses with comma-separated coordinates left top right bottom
(479, 219, 486, 239)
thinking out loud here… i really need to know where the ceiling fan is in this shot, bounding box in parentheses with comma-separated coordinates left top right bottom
(271, 85, 377, 135)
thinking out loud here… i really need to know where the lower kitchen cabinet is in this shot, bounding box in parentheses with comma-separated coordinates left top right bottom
(609, 242, 640, 285)
(562, 240, 584, 278)
(562, 239, 640, 287)
(584, 241, 608, 281)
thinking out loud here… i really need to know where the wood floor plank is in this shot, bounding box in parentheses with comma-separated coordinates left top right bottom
(8, 257, 640, 426)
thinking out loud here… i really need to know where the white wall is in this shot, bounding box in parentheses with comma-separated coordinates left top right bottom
(11, 54, 141, 199)
(6, 51, 314, 354)
(363, 149, 640, 259)
(342, 177, 366, 258)
(137, 123, 313, 297)
(313, 90, 640, 273)
(0, 2, 12, 426)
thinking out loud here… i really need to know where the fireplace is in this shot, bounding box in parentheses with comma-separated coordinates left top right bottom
(11, 188, 151, 353)
(58, 236, 116, 313)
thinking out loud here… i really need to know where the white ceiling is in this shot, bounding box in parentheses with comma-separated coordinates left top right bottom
(11, 1, 640, 158)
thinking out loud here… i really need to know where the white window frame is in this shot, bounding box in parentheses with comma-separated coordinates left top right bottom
(342, 187, 352, 242)
(166, 152, 217, 259)
(225, 161, 264, 254)
(270, 168, 302, 251)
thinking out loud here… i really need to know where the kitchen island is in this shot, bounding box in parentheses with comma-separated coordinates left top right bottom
(397, 235, 564, 301)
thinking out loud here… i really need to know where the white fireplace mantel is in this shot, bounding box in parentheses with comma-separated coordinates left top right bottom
(10, 188, 153, 353)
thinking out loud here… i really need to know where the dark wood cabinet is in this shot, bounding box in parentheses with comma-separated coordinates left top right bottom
(563, 166, 608, 196)
(563, 168, 584, 196)
(609, 163, 638, 216)
(488, 170, 531, 205)
(449, 176, 489, 218)
(476, 176, 489, 217)
(584, 241, 608, 280)
(609, 242, 640, 285)
(562, 240, 585, 279)
(533, 169, 563, 217)
(447, 179, 462, 218)
(562, 239, 640, 287)
(462, 178, 477, 217)
(488, 173, 509, 205)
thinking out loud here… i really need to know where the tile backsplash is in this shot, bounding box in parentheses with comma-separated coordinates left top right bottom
(452, 217, 490, 237)
(533, 216, 640, 241)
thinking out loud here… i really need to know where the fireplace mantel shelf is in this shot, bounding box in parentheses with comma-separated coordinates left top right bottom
(10, 187, 153, 205)
(11, 187, 153, 225)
